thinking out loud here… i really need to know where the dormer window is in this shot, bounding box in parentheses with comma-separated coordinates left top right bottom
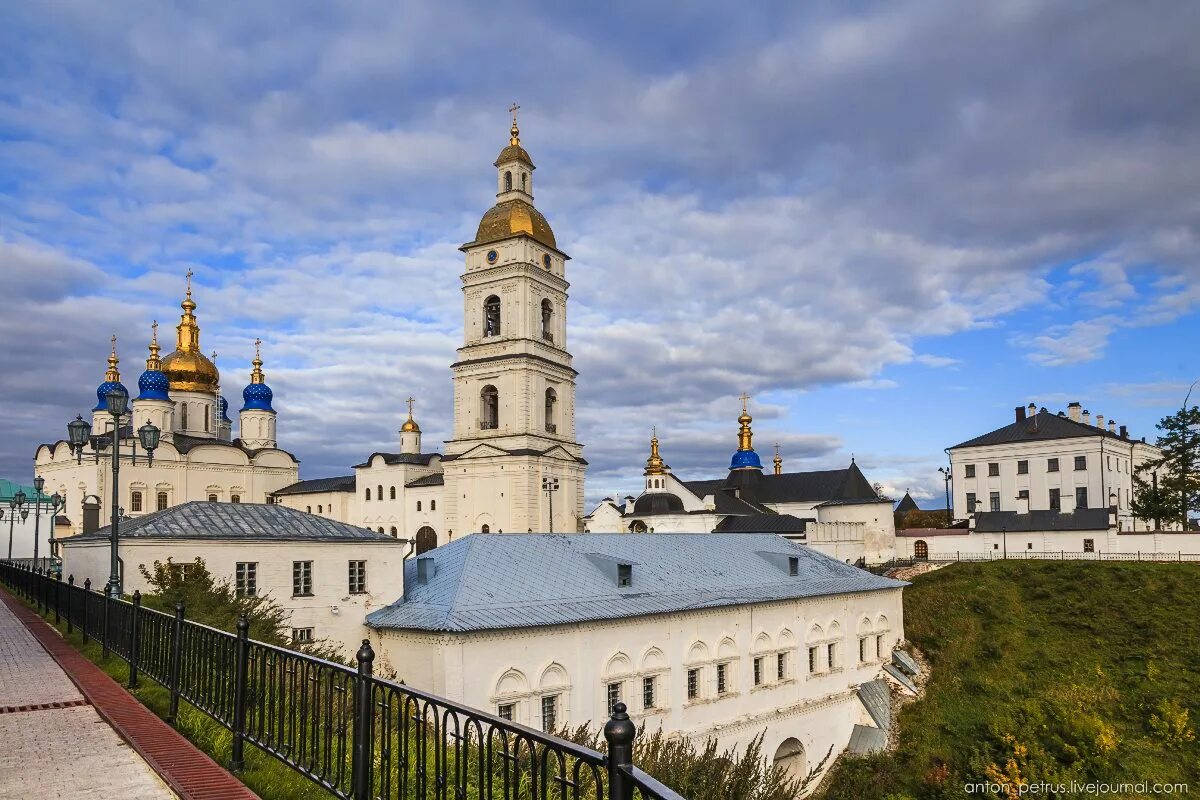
(788, 556, 799, 576)
(617, 563, 632, 587)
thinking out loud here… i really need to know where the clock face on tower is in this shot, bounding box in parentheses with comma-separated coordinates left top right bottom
(487, 250, 498, 264)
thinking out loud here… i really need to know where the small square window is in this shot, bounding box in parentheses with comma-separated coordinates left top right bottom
(1083, 539, 1095, 553)
(965, 464, 976, 478)
(987, 462, 999, 477)
(1027, 542, 1034, 550)
(686, 668, 699, 700)
(1047, 458, 1059, 473)
(498, 703, 515, 721)
(1018, 489, 1029, 500)
(1074, 456, 1087, 471)
(1017, 460, 1029, 475)
(292, 627, 314, 644)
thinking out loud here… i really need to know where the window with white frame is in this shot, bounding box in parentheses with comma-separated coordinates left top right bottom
(687, 668, 699, 700)
(808, 646, 817, 674)
(292, 627, 314, 644)
(827, 642, 838, 670)
(348, 560, 367, 594)
(777, 651, 788, 681)
(541, 694, 559, 732)
(606, 681, 622, 712)
(642, 676, 656, 710)
(716, 662, 730, 695)
(235, 562, 257, 597)
(753, 656, 763, 687)
(497, 703, 515, 721)
(292, 560, 313, 596)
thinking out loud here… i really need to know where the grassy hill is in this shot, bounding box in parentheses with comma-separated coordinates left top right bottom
(819, 561, 1200, 800)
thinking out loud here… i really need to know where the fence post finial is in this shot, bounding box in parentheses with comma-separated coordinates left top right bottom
(352, 639, 376, 800)
(604, 701, 636, 800)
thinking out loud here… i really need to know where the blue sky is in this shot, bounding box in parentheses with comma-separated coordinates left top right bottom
(2, 1, 1198, 507)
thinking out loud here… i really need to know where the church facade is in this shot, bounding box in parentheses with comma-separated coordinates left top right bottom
(35, 278, 299, 537)
(272, 114, 586, 548)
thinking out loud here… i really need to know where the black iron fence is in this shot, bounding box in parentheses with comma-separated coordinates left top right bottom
(0, 560, 685, 800)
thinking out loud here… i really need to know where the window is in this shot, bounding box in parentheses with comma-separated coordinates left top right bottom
(180, 403, 188, 429)
(544, 388, 557, 433)
(521, 172, 527, 192)
(366, 487, 371, 501)
(1018, 489, 1029, 500)
(157, 492, 168, 511)
(965, 464, 976, 478)
(317, 504, 322, 513)
(377, 526, 385, 534)
(777, 652, 787, 680)
(1017, 460, 1029, 475)
(1083, 538, 1095, 553)
(607, 682, 622, 712)
(484, 295, 501, 337)
(617, 564, 632, 587)
(417, 501, 422, 511)
(131, 491, 143, 512)
(716, 663, 729, 695)
(989, 491, 1001, 512)
(292, 627, 314, 644)
(859, 638, 867, 663)
(827, 643, 837, 670)
(966, 492, 977, 513)
(504, 171, 512, 192)
(389, 526, 398, 537)
(480, 385, 499, 429)
(788, 556, 799, 576)
(292, 561, 313, 596)
(430, 500, 436, 511)
(642, 676, 656, 710)
(1074, 456, 1087, 471)
(541, 299, 554, 342)
(1107, 456, 1112, 470)
(307, 506, 312, 513)
(876, 634, 884, 659)
(753, 656, 763, 686)
(1075, 487, 1088, 509)
(348, 560, 367, 594)
(390, 486, 396, 500)
(497, 703, 514, 721)
(377, 485, 383, 502)
(1047, 458, 1059, 473)
(687, 668, 699, 700)
(988, 462, 999, 477)
(541, 694, 559, 732)
(1049, 488, 1061, 511)
(207, 494, 218, 503)
(1027, 542, 1034, 550)
(808, 646, 817, 674)
(236, 562, 257, 597)
(204, 404, 210, 432)
(231, 494, 240, 504)
(481, 524, 490, 533)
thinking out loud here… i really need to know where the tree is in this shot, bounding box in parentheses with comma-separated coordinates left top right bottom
(1131, 393, 1200, 530)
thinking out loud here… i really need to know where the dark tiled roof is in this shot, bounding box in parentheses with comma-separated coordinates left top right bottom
(367, 534, 905, 632)
(70, 501, 397, 542)
(951, 411, 1132, 450)
(405, 474, 445, 488)
(271, 475, 357, 496)
(683, 461, 880, 506)
(972, 509, 1111, 533)
(353, 452, 440, 468)
(895, 493, 919, 514)
(714, 514, 811, 533)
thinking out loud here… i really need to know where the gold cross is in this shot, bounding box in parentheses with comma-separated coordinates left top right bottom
(185, 268, 193, 293)
(110, 333, 117, 351)
(254, 338, 262, 357)
(739, 392, 750, 413)
(151, 320, 158, 341)
(509, 102, 520, 124)
(406, 396, 415, 417)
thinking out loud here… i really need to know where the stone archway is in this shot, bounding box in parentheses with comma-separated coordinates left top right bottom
(773, 737, 807, 789)
(913, 539, 929, 560)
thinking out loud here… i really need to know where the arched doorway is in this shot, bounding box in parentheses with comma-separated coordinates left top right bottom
(415, 526, 437, 555)
(914, 540, 929, 560)
(773, 738, 807, 787)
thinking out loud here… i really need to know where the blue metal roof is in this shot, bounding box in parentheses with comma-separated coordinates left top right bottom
(367, 533, 905, 633)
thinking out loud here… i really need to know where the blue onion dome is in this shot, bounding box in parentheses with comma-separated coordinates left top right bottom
(241, 339, 275, 412)
(728, 400, 764, 471)
(730, 448, 764, 470)
(94, 336, 129, 410)
(220, 396, 231, 421)
(136, 324, 170, 401)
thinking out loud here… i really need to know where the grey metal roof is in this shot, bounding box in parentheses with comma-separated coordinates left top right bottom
(70, 501, 397, 543)
(405, 474, 445, 488)
(366, 533, 905, 633)
(847, 724, 887, 754)
(883, 663, 917, 694)
(714, 514, 811, 533)
(892, 650, 921, 676)
(272, 475, 357, 496)
(857, 679, 891, 732)
(353, 452, 440, 468)
(950, 410, 1137, 450)
(972, 509, 1110, 533)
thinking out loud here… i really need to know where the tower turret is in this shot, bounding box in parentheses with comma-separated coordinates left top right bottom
(239, 339, 276, 449)
(399, 397, 422, 454)
(92, 335, 130, 433)
(161, 271, 220, 437)
(134, 322, 174, 442)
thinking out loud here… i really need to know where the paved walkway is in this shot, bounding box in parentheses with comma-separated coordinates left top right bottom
(0, 593, 177, 799)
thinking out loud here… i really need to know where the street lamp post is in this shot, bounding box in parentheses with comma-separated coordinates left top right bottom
(542, 476, 560, 534)
(938, 465, 952, 523)
(32, 476, 46, 565)
(65, 393, 159, 598)
(7, 490, 26, 560)
(1002, 525, 1008, 560)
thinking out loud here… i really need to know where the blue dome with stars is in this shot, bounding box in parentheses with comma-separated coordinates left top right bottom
(242, 382, 274, 412)
(220, 396, 231, 421)
(94, 380, 129, 411)
(137, 369, 170, 401)
(729, 448, 763, 470)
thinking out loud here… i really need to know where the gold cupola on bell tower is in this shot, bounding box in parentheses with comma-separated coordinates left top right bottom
(160, 270, 220, 392)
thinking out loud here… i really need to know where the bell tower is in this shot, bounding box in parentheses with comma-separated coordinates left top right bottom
(442, 107, 586, 536)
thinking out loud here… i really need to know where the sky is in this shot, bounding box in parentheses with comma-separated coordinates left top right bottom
(2, 1, 1199, 509)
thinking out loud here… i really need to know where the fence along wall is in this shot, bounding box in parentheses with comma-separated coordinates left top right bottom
(0, 560, 684, 800)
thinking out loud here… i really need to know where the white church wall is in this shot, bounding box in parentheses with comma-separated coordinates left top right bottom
(895, 530, 1200, 559)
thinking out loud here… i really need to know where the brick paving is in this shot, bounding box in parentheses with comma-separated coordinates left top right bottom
(0, 589, 259, 800)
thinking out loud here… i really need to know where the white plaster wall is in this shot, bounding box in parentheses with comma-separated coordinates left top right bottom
(895, 531, 1200, 558)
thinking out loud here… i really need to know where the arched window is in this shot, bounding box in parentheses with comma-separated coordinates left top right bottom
(430, 500, 436, 511)
(481, 524, 491, 533)
(378, 527, 385, 534)
(389, 526, 398, 537)
(180, 403, 188, 430)
(306, 506, 312, 513)
(417, 501, 422, 511)
(207, 494, 218, 503)
(484, 296, 501, 337)
(415, 526, 437, 554)
(377, 485, 383, 502)
(156, 492, 168, 511)
(521, 172, 527, 192)
(231, 494, 241, 504)
(544, 388, 557, 433)
(541, 299, 553, 341)
(480, 385, 499, 429)
(389, 486, 396, 500)
(366, 487, 372, 501)
(504, 171, 512, 192)
(317, 504, 322, 513)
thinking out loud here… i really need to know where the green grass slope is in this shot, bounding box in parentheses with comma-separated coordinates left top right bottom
(819, 562, 1200, 800)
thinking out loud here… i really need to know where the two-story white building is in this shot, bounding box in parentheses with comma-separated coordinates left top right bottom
(59, 501, 408, 657)
(365, 533, 907, 789)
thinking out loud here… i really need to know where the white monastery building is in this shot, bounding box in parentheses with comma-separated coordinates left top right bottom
(585, 406, 897, 565)
(364, 533, 908, 788)
(34, 279, 299, 539)
(272, 112, 587, 547)
(60, 501, 407, 657)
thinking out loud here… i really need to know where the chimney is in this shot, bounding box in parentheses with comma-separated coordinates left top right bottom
(1082, 410, 1091, 426)
(1120, 424, 1128, 439)
(1028, 402, 1037, 418)
(82, 498, 101, 535)
(1068, 402, 1082, 422)
(1108, 420, 1116, 434)
(1015, 405, 1026, 422)
(1096, 414, 1104, 429)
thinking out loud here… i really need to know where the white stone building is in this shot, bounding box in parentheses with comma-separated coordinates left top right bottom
(59, 501, 407, 657)
(272, 113, 586, 547)
(35, 279, 299, 539)
(948, 402, 1166, 530)
(584, 407, 896, 564)
(364, 533, 907, 789)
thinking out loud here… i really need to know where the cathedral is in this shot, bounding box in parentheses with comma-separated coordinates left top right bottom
(271, 112, 587, 549)
(35, 276, 299, 536)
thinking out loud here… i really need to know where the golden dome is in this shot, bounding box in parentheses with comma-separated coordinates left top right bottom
(494, 143, 534, 168)
(161, 271, 220, 392)
(470, 198, 557, 250)
(400, 396, 420, 432)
